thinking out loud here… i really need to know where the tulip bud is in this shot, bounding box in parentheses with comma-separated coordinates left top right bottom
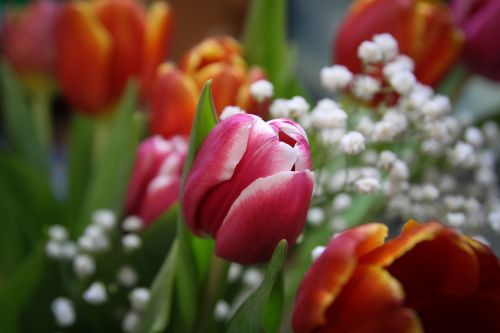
(179, 36, 270, 117)
(292, 220, 500, 333)
(450, 0, 500, 81)
(334, 0, 463, 86)
(149, 63, 198, 138)
(125, 135, 187, 225)
(55, 0, 172, 114)
(3, 0, 59, 89)
(182, 114, 314, 264)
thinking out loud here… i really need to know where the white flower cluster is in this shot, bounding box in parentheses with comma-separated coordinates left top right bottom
(273, 33, 500, 240)
(46, 210, 149, 329)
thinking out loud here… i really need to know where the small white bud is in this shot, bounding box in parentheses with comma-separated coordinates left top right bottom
(389, 160, 409, 181)
(422, 184, 440, 201)
(311, 246, 326, 261)
(122, 311, 141, 333)
(48, 225, 68, 242)
(92, 209, 116, 231)
(45, 241, 63, 259)
(214, 300, 231, 321)
(122, 234, 142, 252)
(352, 75, 380, 101)
(227, 263, 243, 282)
(320, 65, 353, 91)
(117, 266, 138, 287)
(250, 79, 273, 102)
(378, 150, 397, 170)
(383, 55, 414, 79)
(446, 212, 466, 228)
(390, 71, 416, 95)
(358, 41, 382, 63)
(355, 177, 381, 194)
(307, 207, 325, 226)
(83, 282, 107, 305)
(372, 33, 398, 61)
(464, 127, 484, 147)
(340, 131, 366, 155)
(242, 268, 263, 287)
(73, 254, 95, 280)
(287, 96, 310, 118)
(51, 297, 76, 327)
(269, 99, 290, 118)
(122, 216, 144, 233)
(220, 106, 246, 120)
(60, 241, 78, 260)
(333, 193, 352, 212)
(129, 288, 151, 311)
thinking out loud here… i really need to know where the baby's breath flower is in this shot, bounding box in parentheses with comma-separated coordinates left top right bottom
(340, 131, 366, 155)
(220, 106, 245, 120)
(320, 65, 353, 91)
(250, 79, 273, 102)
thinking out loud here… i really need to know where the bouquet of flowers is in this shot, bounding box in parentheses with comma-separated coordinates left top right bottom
(1, 0, 499, 332)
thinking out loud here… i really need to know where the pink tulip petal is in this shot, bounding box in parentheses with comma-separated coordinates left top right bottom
(182, 114, 256, 235)
(195, 118, 298, 236)
(125, 136, 173, 215)
(215, 170, 314, 264)
(140, 174, 180, 225)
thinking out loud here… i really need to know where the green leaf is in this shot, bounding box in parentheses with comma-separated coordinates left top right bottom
(67, 114, 94, 223)
(226, 240, 288, 333)
(174, 80, 218, 332)
(0, 61, 46, 168)
(0, 245, 46, 333)
(74, 82, 142, 234)
(140, 240, 179, 333)
(180, 80, 218, 188)
(242, 0, 305, 98)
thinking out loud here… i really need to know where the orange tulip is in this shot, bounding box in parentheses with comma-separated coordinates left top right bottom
(3, 0, 59, 89)
(293, 220, 500, 333)
(335, 0, 463, 86)
(149, 63, 198, 138)
(180, 36, 269, 117)
(55, 0, 172, 114)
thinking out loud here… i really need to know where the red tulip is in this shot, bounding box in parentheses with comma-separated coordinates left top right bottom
(3, 0, 59, 86)
(55, 0, 172, 114)
(149, 63, 198, 138)
(179, 36, 270, 117)
(335, 0, 463, 86)
(182, 114, 314, 264)
(292, 220, 500, 333)
(450, 0, 500, 81)
(125, 135, 187, 225)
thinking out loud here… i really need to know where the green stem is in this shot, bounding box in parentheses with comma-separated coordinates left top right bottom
(31, 90, 52, 166)
(92, 115, 112, 168)
(194, 255, 229, 333)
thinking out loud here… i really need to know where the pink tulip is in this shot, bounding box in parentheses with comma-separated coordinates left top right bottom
(125, 135, 187, 226)
(182, 114, 314, 265)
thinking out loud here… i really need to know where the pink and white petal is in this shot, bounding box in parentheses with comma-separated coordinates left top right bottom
(125, 135, 173, 214)
(195, 119, 298, 236)
(215, 170, 314, 265)
(268, 118, 308, 141)
(182, 114, 256, 235)
(140, 174, 180, 226)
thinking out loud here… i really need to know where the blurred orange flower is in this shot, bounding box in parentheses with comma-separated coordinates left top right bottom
(149, 36, 269, 138)
(55, 0, 173, 114)
(334, 0, 463, 86)
(293, 220, 500, 333)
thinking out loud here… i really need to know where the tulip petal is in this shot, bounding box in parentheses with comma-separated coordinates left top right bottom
(140, 174, 180, 225)
(315, 265, 422, 333)
(96, 0, 146, 100)
(359, 220, 445, 267)
(215, 170, 314, 264)
(149, 64, 198, 137)
(125, 136, 173, 215)
(182, 114, 255, 235)
(380, 228, 480, 304)
(55, 2, 111, 112)
(195, 118, 299, 236)
(141, 1, 173, 100)
(268, 119, 312, 171)
(292, 223, 388, 333)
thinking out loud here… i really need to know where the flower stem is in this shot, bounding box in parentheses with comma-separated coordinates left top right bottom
(194, 254, 229, 333)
